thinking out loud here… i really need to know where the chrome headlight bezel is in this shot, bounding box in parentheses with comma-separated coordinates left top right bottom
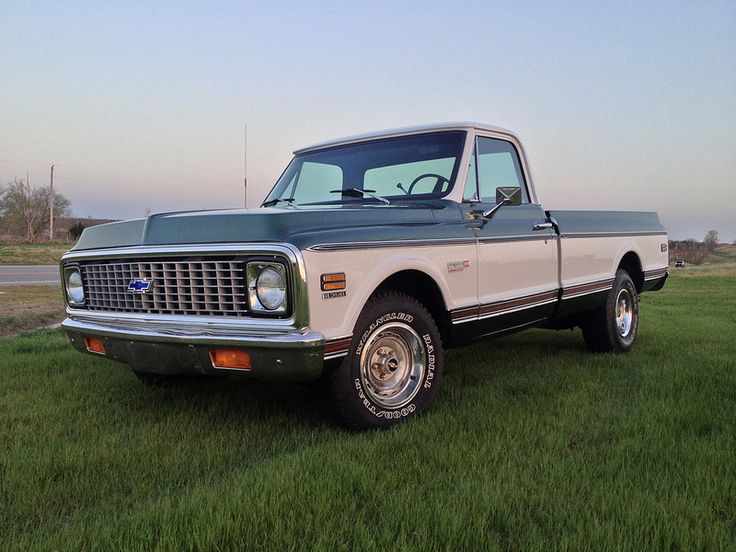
(246, 260, 288, 315)
(64, 264, 86, 307)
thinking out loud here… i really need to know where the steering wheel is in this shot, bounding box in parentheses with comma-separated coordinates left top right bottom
(407, 173, 451, 195)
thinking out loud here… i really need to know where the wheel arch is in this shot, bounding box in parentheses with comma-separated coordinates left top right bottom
(369, 269, 451, 345)
(617, 250, 644, 293)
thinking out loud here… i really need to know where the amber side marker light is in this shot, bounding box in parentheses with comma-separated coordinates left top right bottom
(321, 272, 346, 291)
(210, 349, 252, 370)
(84, 337, 106, 355)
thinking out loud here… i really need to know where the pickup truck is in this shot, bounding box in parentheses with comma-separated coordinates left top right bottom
(60, 122, 668, 429)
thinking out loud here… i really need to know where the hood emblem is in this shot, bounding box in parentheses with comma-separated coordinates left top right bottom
(128, 278, 154, 294)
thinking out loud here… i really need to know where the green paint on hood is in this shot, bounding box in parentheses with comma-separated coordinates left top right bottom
(72, 203, 468, 252)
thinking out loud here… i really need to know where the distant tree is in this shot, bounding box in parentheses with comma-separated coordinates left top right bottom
(0, 178, 71, 241)
(704, 230, 719, 251)
(668, 239, 709, 265)
(68, 221, 86, 240)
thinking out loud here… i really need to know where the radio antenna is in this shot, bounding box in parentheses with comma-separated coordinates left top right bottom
(243, 125, 248, 209)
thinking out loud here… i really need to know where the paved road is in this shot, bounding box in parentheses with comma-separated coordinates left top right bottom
(0, 265, 59, 285)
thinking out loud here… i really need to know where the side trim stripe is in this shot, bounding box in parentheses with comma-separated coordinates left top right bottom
(477, 234, 553, 244)
(308, 234, 551, 252)
(561, 278, 614, 300)
(309, 237, 475, 252)
(324, 336, 352, 359)
(451, 276, 620, 324)
(478, 290, 558, 317)
(644, 267, 668, 280)
(451, 289, 558, 324)
(308, 231, 666, 251)
(561, 231, 668, 239)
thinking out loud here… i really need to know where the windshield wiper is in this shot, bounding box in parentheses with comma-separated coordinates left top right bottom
(329, 188, 390, 205)
(262, 197, 296, 208)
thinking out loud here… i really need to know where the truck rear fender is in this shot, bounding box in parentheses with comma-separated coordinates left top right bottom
(614, 246, 644, 293)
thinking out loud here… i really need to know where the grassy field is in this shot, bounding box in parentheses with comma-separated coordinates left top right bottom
(1, 253, 734, 550)
(0, 242, 72, 265)
(0, 285, 65, 337)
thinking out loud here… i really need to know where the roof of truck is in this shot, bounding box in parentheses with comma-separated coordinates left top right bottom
(294, 121, 519, 154)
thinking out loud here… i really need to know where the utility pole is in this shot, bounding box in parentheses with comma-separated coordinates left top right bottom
(244, 124, 248, 209)
(26, 171, 32, 241)
(49, 164, 54, 241)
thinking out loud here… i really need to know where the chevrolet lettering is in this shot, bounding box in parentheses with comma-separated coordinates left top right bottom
(60, 122, 668, 429)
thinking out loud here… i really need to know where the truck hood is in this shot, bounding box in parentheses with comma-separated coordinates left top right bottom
(72, 202, 467, 252)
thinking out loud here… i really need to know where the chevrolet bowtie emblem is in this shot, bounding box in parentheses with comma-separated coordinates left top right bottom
(127, 278, 153, 294)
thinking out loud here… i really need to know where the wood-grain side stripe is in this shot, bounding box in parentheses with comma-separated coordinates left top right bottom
(324, 337, 352, 359)
(561, 278, 614, 299)
(451, 289, 559, 323)
(478, 290, 559, 317)
(644, 267, 668, 280)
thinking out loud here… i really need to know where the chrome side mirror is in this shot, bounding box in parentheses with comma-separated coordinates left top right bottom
(482, 187, 522, 219)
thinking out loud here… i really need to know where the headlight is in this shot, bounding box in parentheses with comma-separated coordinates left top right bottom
(64, 266, 85, 306)
(246, 262, 288, 313)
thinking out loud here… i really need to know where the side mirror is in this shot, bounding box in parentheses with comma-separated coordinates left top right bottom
(482, 186, 522, 219)
(496, 186, 522, 206)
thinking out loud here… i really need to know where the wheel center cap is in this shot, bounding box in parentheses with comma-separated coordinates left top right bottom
(371, 349, 399, 380)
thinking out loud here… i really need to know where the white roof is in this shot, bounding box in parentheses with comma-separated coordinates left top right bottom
(294, 121, 519, 154)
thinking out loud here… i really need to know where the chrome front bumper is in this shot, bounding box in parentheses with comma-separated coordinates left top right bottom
(62, 315, 326, 381)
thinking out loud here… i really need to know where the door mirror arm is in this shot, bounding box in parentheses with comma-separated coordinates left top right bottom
(482, 199, 510, 219)
(481, 186, 522, 219)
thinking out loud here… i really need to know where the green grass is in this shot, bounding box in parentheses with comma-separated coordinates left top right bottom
(0, 286, 65, 337)
(1, 268, 734, 550)
(0, 242, 72, 265)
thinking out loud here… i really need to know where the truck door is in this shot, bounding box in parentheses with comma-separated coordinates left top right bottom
(464, 135, 559, 336)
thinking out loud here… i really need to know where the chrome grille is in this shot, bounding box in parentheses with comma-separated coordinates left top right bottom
(79, 258, 248, 316)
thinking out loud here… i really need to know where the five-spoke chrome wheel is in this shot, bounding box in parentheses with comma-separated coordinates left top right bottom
(359, 322, 426, 409)
(615, 288, 633, 337)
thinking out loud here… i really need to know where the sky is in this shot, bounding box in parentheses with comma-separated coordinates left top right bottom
(1, 1, 734, 241)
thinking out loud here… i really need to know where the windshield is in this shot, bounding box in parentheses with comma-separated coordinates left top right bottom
(263, 131, 466, 207)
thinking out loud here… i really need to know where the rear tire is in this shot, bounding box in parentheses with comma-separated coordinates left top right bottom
(581, 269, 639, 353)
(326, 292, 444, 430)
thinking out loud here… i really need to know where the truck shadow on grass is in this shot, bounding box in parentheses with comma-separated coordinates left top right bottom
(112, 326, 632, 429)
(4, 326, 643, 434)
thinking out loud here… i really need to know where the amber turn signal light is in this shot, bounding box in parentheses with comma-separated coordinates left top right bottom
(210, 349, 252, 370)
(321, 272, 346, 291)
(84, 337, 106, 355)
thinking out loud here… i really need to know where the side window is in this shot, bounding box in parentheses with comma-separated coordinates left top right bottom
(290, 162, 343, 203)
(476, 137, 529, 203)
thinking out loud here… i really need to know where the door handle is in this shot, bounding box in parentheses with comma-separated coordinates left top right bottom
(532, 222, 554, 231)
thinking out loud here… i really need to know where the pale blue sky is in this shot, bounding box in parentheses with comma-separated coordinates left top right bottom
(1, 1, 734, 240)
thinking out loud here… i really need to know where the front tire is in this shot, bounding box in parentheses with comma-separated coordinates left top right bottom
(327, 292, 444, 430)
(581, 269, 639, 353)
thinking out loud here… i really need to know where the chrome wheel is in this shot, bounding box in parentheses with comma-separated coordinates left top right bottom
(615, 288, 633, 337)
(359, 322, 426, 408)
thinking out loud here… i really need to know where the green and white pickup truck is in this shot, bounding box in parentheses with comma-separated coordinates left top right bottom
(60, 122, 668, 429)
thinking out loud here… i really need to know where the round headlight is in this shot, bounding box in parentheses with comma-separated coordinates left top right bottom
(66, 268, 85, 305)
(256, 266, 286, 310)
